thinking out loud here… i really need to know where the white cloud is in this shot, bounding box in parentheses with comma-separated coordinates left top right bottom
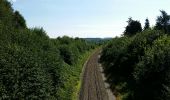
(12, 0, 17, 2)
(8, 0, 17, 2)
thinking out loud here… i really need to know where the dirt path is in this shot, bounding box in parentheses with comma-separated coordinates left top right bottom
(79, 49, 116, 100)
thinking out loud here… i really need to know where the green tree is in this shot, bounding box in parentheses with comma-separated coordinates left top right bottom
(124, 17, 142, 36)
(13, 11, 27, 29)
(0, 0, 14, 26)
(144, 18, 150, 30)
(155, 10, 170, 33)
(134, 36, 170, 100)
(101, 29, 164, 100)
(0, 0, 97, 99)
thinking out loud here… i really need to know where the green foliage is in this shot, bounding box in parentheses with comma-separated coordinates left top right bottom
(100, 29, 166, 100)
(0, 0, 13, 26)
(57, 36, 93, 65)
(101, 37, 131, 80)
(124, 17, 142, 36)
(0, 30, 94, 99)
(144, 18, 150, 30)
(100, 10, 170, 100)
(59, 44, 77, 65)
(133, 25, 170, 100)
(0, 0, 96, 99)
(133, 36, 170, 100)
(13, 11, 27, 29)
(155, 10, 170, 34)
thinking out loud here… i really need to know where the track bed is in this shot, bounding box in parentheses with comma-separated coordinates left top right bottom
(79, 50, 115, 100)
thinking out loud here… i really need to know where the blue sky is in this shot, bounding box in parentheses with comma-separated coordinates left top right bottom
(11, 0, 170, 38)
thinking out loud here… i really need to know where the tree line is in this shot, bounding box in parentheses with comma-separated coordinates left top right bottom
(0, 0, 96, 99)
(100, 10, 170, 100)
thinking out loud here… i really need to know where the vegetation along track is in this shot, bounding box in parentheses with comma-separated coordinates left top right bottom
(79, 49, 115, 100)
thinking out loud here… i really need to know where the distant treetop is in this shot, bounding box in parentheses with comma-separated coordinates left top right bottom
(124, 17, 142, 36)
(144, 18, 150, 30)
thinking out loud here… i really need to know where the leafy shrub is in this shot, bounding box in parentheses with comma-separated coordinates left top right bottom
(100, 29, 165, 99)
(133, 36, 170, 100)
(0, 0, 96, 99)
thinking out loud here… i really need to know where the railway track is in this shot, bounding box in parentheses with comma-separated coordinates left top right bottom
(79, 49, 115, 100)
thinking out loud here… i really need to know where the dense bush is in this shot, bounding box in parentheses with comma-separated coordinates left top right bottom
(0, 0, 95, 99)
(100, 29, 168, 100)
(134, 36, 170, 100)
(100, 37, 131, 84)
(101, 11, 170, 99)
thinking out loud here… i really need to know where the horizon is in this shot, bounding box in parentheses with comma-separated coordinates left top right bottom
(11, 0, 170, 38)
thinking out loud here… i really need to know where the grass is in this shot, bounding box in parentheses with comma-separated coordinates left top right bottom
(56, 48, 99, 100)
